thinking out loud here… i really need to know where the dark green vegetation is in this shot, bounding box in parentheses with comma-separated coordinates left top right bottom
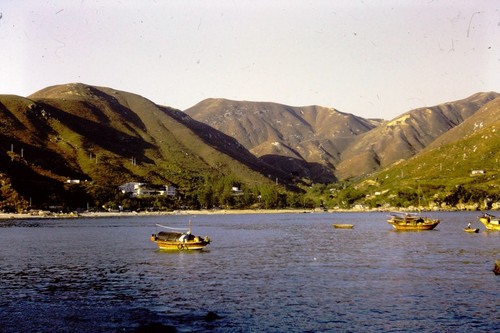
(1, 83, 499, 212)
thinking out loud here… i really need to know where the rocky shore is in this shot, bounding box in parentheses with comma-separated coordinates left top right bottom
(0, 208, 322, 220)
(1, 207, 497, 221)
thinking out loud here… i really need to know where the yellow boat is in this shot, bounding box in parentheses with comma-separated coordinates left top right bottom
(463, 227, 479, 233)
(387, 212, 439, 231)
(478, 213, 500, 231)
(332, 224, 354, 229)
(150, 224, 211, 250)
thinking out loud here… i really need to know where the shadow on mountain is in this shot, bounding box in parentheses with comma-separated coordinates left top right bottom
(39, 104, 155, 164)
(0, 133, 87, 178)
(83, 86, 151, 133)
(0, 144, 68, 205)
(260, 154, 337, 183)
(161, 106, 297, 187)
(0, 101, 30, 131)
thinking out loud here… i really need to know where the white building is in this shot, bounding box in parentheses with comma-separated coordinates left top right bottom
(118, 182, 176, 198)
(471, 170, 485, 176)
(119, 182, 145, 196)
(164, 185, 177, 196)
(232, 186, 243, 196)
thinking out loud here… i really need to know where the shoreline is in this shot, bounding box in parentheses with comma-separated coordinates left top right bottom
(0, 209, 325, 220)
(0, 207, 494, 220)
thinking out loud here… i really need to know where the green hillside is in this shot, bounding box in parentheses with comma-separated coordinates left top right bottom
(0, 84, 287, 212)
(347, 98, 500, 210)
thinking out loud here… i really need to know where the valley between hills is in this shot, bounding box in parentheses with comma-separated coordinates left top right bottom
(1, 83, 499, 213)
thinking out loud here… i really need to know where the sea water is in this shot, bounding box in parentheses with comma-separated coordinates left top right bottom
(0, 212, 498, 332)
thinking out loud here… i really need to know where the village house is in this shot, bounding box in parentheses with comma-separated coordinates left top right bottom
(232, 186, 243, 196)
(118, 182, 177, 198)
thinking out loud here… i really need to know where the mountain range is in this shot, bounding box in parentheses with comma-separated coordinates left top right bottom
(0, 82, 499, 209)
(0, 83, 286, 208)
(185, 92, 499, 181)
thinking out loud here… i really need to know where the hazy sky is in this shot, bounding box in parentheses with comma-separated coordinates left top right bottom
(1, 0, 498, 119)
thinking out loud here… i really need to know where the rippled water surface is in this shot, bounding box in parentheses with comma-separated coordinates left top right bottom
(1, 212, 498, 332)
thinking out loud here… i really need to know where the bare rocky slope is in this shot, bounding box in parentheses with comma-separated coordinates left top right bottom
(185, 99, 382, 182)
(335, 92, 500, 179)
(185, 92, 499, 181)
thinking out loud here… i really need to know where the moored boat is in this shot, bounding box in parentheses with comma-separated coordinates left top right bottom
(387, 212, 439, 231)
(150, 224, 211, 250)
(332, 224, 354, 229)
(478, 213, 500, 231)
(463, 227, 479, 233)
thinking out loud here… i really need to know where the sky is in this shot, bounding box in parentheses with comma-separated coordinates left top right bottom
(0, 0, 499, 120)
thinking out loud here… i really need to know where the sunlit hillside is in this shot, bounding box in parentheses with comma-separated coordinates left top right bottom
(354, 96, 500, 210)
(0, 83, 285, 210)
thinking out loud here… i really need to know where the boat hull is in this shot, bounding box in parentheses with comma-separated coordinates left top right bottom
(464, 228, 479, 233)
(387, 214, 439, 231)
(332, 224, 354, 229)
(150, 231, 210, 251)
(388, 221, 439, 230)
(154, 240, 209, 251)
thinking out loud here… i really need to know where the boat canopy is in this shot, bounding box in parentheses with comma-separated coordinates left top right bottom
(157, 231, 183, 241)
(156, 231, 196, 242)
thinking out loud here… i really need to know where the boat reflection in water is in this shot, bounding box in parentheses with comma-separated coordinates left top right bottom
(387, 212, 440, 231)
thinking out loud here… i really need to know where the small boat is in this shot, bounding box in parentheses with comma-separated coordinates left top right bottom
(463, 227, 479, 233)
(332, 224, 354, 229)
(387, 212, 439, 231)
(150, 223, 211, 250)
(494, 260, 500, 275)
(478, 213, 500, 231)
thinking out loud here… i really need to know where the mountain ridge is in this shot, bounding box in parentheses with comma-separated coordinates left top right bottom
(335, 91, 499, 179)
(185, 92, 499, 181)
(185, 99, 382, 182)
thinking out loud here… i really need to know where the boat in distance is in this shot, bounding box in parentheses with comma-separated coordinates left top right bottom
(332, 224, 354, 229)
(478, 213, 500, 231)
(387, 212, 440, 231)
(150, 224, 211, 250)
(463, 227, 480, 233)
